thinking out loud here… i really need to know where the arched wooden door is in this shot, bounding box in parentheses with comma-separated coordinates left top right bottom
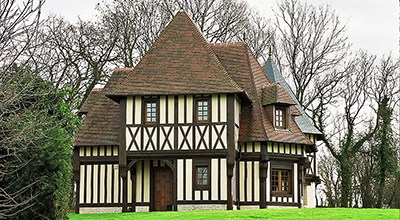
(153, 168, 173, 211)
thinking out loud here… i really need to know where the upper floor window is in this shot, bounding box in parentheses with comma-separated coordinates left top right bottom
(275, 107, 287, 129)
(145, 101, 157, 124)
(196, 99, 209, 123)
(272, 169, 292, 194)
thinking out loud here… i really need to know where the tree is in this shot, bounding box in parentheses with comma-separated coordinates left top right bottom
(30, 15, 118, 108)
(370, 54, 399, 208)
(0, 1, 79, 218)
(273, 0, 350, 110)
(0, 0, 44, 72)
(1, 65, 80, 219)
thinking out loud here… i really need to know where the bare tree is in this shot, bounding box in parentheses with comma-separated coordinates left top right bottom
(273, 0, 350, 110)
(30, 15, 118, 107)
(0, 0, 44, 72)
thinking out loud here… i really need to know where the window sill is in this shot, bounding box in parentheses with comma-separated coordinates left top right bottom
(271, 192, 293, 196)
(274, 127, 291, 132)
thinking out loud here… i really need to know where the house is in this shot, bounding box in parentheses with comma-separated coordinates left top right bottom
(73, 10, 321, 214)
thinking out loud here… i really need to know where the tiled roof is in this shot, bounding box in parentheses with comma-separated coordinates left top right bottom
(80, 88, 102, 114)
(75, 70, 130, 146)
(261, 83, 296, 106)
(108, 11, 243, 97)
(211, 43, 313, 145)
(264, 58, 322, 135)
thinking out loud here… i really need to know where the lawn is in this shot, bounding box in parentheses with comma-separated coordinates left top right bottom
(68, 208, 400, 220)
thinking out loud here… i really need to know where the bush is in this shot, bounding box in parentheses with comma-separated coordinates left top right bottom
(0, 66, 80, 219)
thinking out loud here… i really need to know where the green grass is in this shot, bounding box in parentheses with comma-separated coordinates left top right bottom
(68, 208, 400, 220)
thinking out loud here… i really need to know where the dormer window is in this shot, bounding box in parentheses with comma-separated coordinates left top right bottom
(275, 107, 287, 129)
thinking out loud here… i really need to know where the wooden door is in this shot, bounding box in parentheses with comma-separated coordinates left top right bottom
(153, 168, 172, 211)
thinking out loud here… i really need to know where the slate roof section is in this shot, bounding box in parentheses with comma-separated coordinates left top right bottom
(211, 43, 313, 145)
(75, 70, 130, 146)
(261, 83, 296, 106)
(108, 11, 243, 98)
(264, 58, 322, 136)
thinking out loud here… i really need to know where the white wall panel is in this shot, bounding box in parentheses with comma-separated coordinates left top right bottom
(126, 96, 133, 124)
(211, 159, 219, 200)
(187, 95, 193, 123)
(143, 160, 150, 202)
(212, 95, 218, 123)
(221, 159, 227, 200)
(134, 96, 141, 125)
(185, 159, 192, 200)
(220, 94, 227, 122)
(168, 96, 174, 124)
(177, 159, 184, 200)
(294, 163, 298, 203)
(160, 96, 166, 124)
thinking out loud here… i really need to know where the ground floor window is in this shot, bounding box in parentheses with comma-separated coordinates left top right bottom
(272, 169, 292, 194)
(195, 166, 209, 188)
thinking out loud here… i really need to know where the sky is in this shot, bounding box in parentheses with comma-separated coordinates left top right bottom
(41, 0, 399, 57)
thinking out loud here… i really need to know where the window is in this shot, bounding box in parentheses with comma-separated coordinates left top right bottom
(145, 101, 157, 124)
(196, 99, 209, 123)
(275, 107, 287, 129)
(272, 169, 291, 194)
(195, 166, 209, 188)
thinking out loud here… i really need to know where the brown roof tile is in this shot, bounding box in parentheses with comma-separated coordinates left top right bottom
(75, 70, 130, 146)
(80, 88, 102, 114)
(108, 11, 243, 97)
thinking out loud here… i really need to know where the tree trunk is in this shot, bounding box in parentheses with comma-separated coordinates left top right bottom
(340, 160, 352, 207)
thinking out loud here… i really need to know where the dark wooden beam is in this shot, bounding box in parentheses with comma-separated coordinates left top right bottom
(259, 142, 268, 209)
(226, 94, 235, 210)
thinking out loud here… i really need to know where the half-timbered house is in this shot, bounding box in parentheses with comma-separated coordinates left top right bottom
(73, 10, 321, 214)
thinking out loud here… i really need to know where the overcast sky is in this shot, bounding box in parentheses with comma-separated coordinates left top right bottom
(41, 0, 399, 57)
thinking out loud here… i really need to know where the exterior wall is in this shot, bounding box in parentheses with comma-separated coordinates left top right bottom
(177, 158, 227, 202)
(266, 142, 306, 156)
(267, 162, 298, 205)
(238, 142, 305, 208)
(238, 160, 260, 203)
(125, 95, 230, 151)
(303, 182, 316, 208)
(177, 204, 227, 211)
(127, 160, 150, 204)
(79, 207, 122, 214)
(77, 146, 121, 207)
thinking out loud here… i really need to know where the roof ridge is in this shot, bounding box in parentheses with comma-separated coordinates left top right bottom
(210, 42, 243, 46)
